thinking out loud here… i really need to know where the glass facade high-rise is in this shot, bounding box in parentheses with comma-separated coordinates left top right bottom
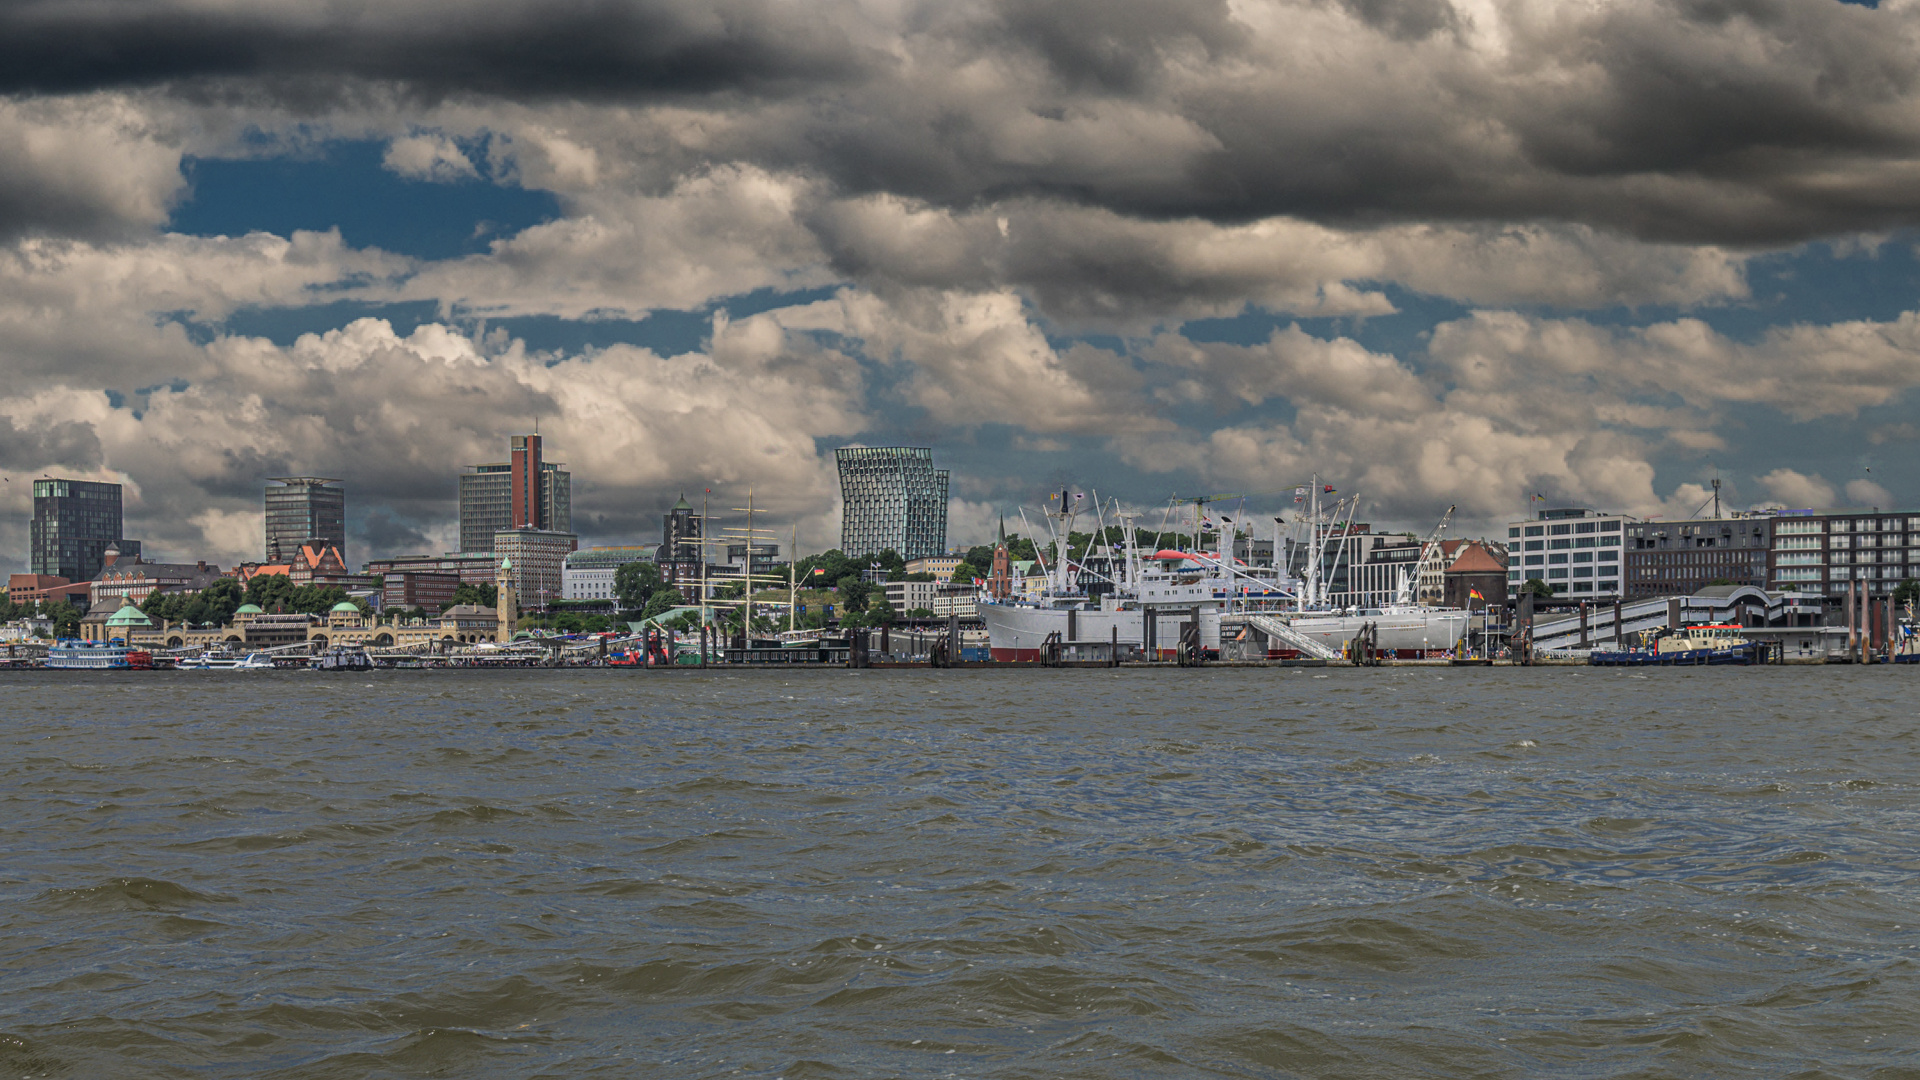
(264, 477, 346, 563)
(835, 446, 949, 560)
(459, 437, 571, 554)
(31, 478, 140, 582)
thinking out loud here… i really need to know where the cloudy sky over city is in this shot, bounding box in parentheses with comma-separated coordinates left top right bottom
(1, 0, 1917, 564)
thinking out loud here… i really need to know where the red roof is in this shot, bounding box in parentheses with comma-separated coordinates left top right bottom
(1446, 543, 1506, 574)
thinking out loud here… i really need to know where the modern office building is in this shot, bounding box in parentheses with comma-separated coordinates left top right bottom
(562, 546, 655, 602)
(264, 477, 346, 563)
(1766, 509, 1918, 597)
(725, 542, 781, 579)
(493, 527, 578, 608)
(459, 435, 571, 553)
(30, 478, 139, 583)
(1622, 516, 1773, 598)
(835, 446, 949, 560)
(1505, 508, 1628, 599)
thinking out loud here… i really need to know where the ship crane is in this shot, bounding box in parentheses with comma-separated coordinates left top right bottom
(1404, 505, 1457, 607)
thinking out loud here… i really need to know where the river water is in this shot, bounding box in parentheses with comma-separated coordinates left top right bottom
(2, 667, 1916, 1078)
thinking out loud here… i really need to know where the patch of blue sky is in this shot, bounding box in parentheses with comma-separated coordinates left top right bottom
(1174, 234, 1920, 359)
(484, 285, 844, 358)
(169, 139, 560, 261)
(217, 299, 443, 345)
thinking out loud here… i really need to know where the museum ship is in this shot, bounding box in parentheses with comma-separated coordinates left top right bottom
(977, 486, 1470, 661)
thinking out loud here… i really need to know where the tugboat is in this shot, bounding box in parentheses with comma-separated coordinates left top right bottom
(1591, 624, 1758, 666)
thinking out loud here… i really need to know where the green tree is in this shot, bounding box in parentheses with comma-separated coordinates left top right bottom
(48, 602, 82, 639)
(245, 572, 296, 612)
(1896, 578, 1918, 608)
(794, 549, 857, 591)
(195, 578, 244, 625)
(288, 584, 352, 615)
(1520, 579, 1555, 599)
(448, 582, 499, 609)
(950, 562, 978, 586)
(868, 594, 897, 625)
(640, 588, 683, 621)
(836, 574, 869, 614)
(613, 560, 663, 611)
(904, 607, 936, 620)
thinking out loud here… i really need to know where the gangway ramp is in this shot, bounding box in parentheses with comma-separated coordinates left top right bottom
(1529, 586, 1796, 651)
(1242, 614, 1343, 660)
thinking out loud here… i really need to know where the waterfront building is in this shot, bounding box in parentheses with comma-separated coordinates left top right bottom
(31, 478, 140, 584)
(89, 548, 230, 608)
(383, 571, 460, 611)
(655, 495, 704, 587)
(459, 435, 571, 553)
(8, 574, 69, 606)
(1441, 541, 1508, 609)
(239, 544, 376, 591)
(883, 579, 940, 614)
(1765, 508, 1919, 598)
(1504, 508, 1628, 599)
(493, 527, 576, 609)
(725, 542, 780, 579)
(563, 546, 654, 602)
(363, 553, 499, 586)
(905, 555, 963, 581)
(80, 599, 154, 642)
(835, 446, 949, 560)
(264, 477, 346, 564)
(931, 583, 979, 620)
(1623, 516, 1773, 598)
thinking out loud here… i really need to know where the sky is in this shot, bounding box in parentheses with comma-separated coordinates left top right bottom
(1, 0, 1917, 568)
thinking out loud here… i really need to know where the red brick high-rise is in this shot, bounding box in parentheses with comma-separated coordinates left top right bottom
(510, 434, 544, 530)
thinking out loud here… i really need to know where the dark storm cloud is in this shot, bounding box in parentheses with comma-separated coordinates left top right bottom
(10, 0, 1920, 244)
(987, 0, 1248, 93)
(1335, 0, 1459, 41)
(0, 416, 101, 470)
(0, 0, 875, 102)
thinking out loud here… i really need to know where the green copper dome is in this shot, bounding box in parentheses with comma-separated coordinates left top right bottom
(106, 602, 152, 627)
(329, 601, 362, 614)
(234, 603, 264, 615)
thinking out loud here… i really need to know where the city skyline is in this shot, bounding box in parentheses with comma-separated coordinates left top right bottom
(0, 0, 1916, 571)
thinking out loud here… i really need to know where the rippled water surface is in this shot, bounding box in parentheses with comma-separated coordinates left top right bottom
(3, 667, 1918, 1078)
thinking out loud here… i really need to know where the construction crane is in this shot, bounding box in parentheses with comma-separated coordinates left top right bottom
(1406, 505, 1457, 606)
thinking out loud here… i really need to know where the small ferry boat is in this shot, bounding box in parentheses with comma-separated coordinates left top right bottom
(45, 640, 153, 670)
(1591, 624, 1758, 666)
(179, 652, 277, 670)
(311, 648, 373, 672)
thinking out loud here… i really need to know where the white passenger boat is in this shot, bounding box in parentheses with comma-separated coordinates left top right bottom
(46, 640, 154, 670)
(179, 652, 277, 670)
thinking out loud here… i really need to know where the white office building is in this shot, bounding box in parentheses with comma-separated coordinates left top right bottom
(561, 546, 653, 602)
(1505, 508, 1628, 600)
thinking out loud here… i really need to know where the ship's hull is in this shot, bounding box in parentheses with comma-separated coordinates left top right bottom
(979, 602, 1471, 661)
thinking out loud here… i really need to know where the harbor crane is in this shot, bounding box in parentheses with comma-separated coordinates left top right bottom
(1406, 505, 1457, 606)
